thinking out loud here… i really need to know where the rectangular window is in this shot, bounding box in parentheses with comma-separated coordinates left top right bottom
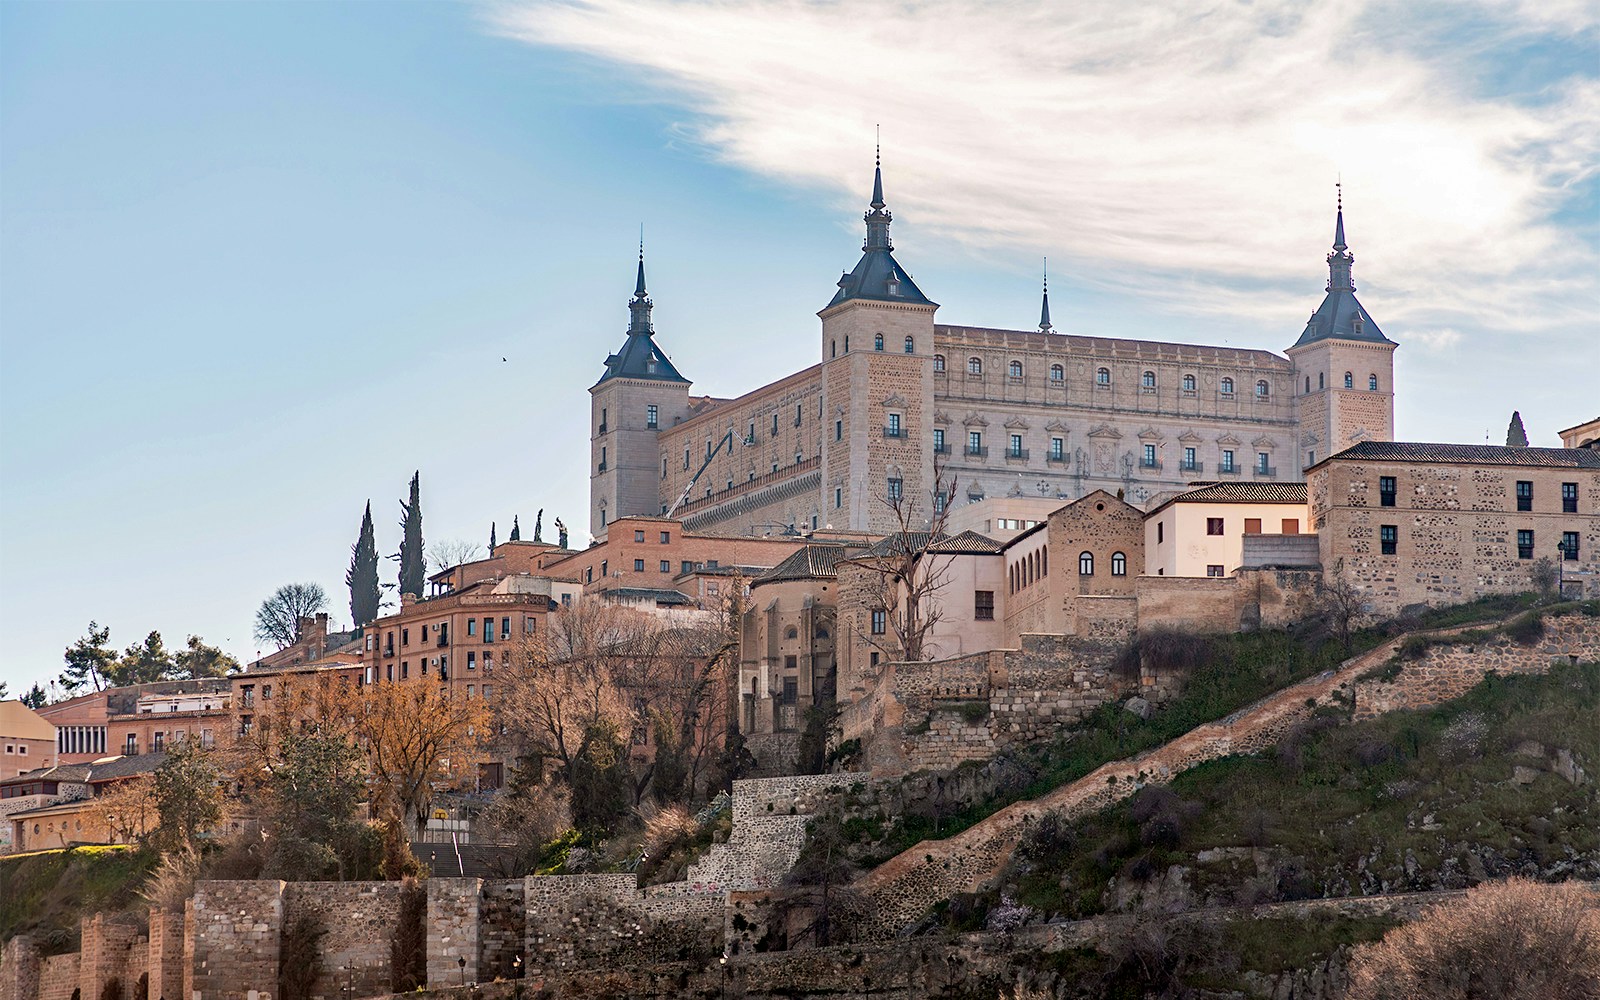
(634, 558, 645, 572)
(1517, 529, 1534, 559)
(781, 678, 798, 706)
(600, 560, 607, 577)
(835, 419, 843, 441)
(870, 609, 886, 634)
(1156, 522, 1164, 543)
(635, 529, 646, 542)
(1183, 446, 1196, 470)
(887, 477, 903, 502)
(1563, 482, 1578, 513)
(1562, 531, 1579, 560)
(888, 413, 902, 436)
(467, 618, 476, 637)
(467, 651, 476, 670)
(1207, 517, 1224, 535)
(772, 413, 779, 436)
(1282, 519, 1299, 534)
(1221, 449, 1235, 472)
(402, 628, 409, 646)
(933, 428, 945, 452)
(1380, 476, 1396, 506)
(153, 732, 165, 751)
(401, 661, 409, 679)
(1243, 518, 1262, 534)
(660, 560, 671, 573)
(1381, 524, 1398, 555)
(1050, 437, 1064, 460)
(968, 430, 983, 455)
(1257, 452, 1270, 474)
(598, 445, 606, 471)
(1143, 444, 1157, 467)
(835, 487, 842, 508)
(684, 449, 690, 469)
(1009, 434, 1024, 458)
(660, 530, 670, 543)
(974, 590, 995, 621)
(646, 404, 658, 428)
(1206, 565, 1225, 578)
(502, 617, 511, 638)
(784, 655, 797, 670)
(1516, 481, 1533, 512)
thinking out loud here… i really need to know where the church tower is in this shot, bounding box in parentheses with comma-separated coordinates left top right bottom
(1287, 191, 1397, 469)
(589, 247, 691, 538)
(818, 152, 938, 533)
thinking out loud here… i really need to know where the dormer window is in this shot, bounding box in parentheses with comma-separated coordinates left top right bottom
(886, 275, 900, 296)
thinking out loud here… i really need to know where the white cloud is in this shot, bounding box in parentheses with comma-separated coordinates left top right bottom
(487, 0, 1598, 337)
(1411, 328, 1464, 352)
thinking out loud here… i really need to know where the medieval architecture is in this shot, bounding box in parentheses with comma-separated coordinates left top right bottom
(589, 163, 1397, 540)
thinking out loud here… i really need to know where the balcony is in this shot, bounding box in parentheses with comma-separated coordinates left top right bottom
(965, 445, 988, 458)
(933, 442, 951, 455)
(882, 427, 904, 439)
(1218, 464, 1241, 476)
(1045, 452, 1067, 464)
(1179, 461, 1204, 475)
(1254, 465, 1277, 478)
(1004, 448, 1030, 462)
(1140, 459, 1162, 471)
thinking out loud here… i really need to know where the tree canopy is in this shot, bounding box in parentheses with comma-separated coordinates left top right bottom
(1506, 410, 1529, 447)
(254, 582, 329, 651)
(398, 471, 425, 598)
(346, 501, 381, 630)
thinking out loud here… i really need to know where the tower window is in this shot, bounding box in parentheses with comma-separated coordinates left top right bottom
(887, 477, 903, 502)
(904, 336, 914, 353)
(1220, 377, 1234, 395)
(1256, 380, 1270, 398)
(870, 609, 886, 634)
(1344, 372, 1353, 389)
(1369, 373, 1379, 391)
(1318, 372, 1325, 390)
(646, 404, 658, 428)
(1142, 370, 1157, 389)
(1050, 364, 1064, 383)
(1182, 373, 1195, 392)
(1078, 551, 1094, 576)
(835, 419, 843, 441)
(968, 357, 982, 375)
(874, 333, 884, 351)
(1305, 376, 1311, 393)
(933, 354, 945, 372)
(835, 487, 842, 508)
(1009, 360, 1023, 378)
(1096, 367, 1111, 386)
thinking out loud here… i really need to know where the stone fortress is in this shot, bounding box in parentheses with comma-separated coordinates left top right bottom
(589, 160, 1396, 539)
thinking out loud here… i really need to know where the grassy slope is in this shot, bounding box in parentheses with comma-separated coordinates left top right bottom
(0, 846, 157, 954)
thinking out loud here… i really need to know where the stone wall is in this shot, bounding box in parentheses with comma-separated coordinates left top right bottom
(1136, 575, 1243, 633)
(1353, 612, 1600, 721)
(282, 881, 404, 998)
(425, 878, 481, 988)
(34, 956, 75, 1000)
(190, 880, 284, 1000)
(77, 912, 140, 1000)
(147, 908, 184, 1000)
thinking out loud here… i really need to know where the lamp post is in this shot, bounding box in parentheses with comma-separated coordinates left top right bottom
(1557, 539, 1568, 598)
(458, 955, 466, 987)
(719, 953, 728, 1000)
(512, 954, 522, 979)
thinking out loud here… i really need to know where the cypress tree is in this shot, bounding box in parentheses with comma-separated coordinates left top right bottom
(1506, 411, 1529, 447)
(509, 515, 521, 542)
(490, 521, 498, 552)
(398, 472, 425, 599)
(346, 501, 381, 629)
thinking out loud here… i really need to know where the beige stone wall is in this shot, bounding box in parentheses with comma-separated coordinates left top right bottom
(190, 880, 285, 1000)
(1135, 575, 1244, 633)
(590, 374, 693, 535)
(1049, 491, 1145, 636)
(1145, 499, 1309, 578)
(1287, 338, 1396, 468)
(1312, 457, 1600, 614)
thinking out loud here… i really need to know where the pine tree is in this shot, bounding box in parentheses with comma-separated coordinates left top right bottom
(509, 516, 521, 542)
(398, 472, 425, 599)
(490, 521, 498, 552)
(1506, 411, 1529, 447)
(346, 501, 381, 630)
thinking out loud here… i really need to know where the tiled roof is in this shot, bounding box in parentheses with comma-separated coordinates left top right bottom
(756, 544, 855, 584)
(605, 588, 697, 607)
(1148, 481, 1307, 516)
(861, 530, 1004, 560)
(86, 752, 168, 782)
(927, 530, 1005, 554)
(1320, 441, 1600, 469)
(1, 763, 92, 787)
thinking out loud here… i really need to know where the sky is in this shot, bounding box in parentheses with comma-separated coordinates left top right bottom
(1, 0, 1596, 695)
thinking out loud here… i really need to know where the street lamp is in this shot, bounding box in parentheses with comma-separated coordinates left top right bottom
(1556, 539, 1569, 598)
(512, 954, 522, 979)
(458, 955, 466, 987)
(719, 953, 728, 1000)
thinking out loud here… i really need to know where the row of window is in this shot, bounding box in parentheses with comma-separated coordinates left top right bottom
(1379, 477, 1582, 513)
(1304, 372, 1382, 392)
(1373, 525, 1580, 559)
(932, 356, 1274, 398)
(377, 616, 530, 655)
(1009, 547, 1048, 594)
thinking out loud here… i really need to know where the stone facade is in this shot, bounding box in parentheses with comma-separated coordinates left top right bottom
(591, 166, 1395, 542)
(1308, 442, 1600, 615)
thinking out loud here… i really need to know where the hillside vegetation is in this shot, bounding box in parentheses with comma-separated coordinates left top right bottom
(0, 845, 157, 954)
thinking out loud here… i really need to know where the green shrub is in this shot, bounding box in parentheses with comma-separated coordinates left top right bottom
(1503, 611, 1546, 645)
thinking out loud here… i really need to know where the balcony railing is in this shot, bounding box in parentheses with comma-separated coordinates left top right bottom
(1140, 459, 1162, 471)
(933, 442, 951, 455)
(1045, 452, 1067, 464)
(882, 427, 904, 438)
(1254, 465, 1277, 478)
(965, 445, 988, 458)
(1005, 448, 1030, 461)
(1179, 461, 1204, 475)
(1218, 464, 1241, 476)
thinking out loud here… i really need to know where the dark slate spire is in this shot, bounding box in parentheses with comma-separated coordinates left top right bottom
(1292, 186, 1393, 348)
(597, 240, 688, 386)
(825, 141, 936, 310)
(1039, 259, 1054, 333)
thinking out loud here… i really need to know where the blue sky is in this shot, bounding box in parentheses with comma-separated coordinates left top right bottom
(2, 1, 1596, 694)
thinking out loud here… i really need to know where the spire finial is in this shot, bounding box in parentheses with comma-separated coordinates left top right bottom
(1039, 257, 1053, 333)
(633, 225, 647, 297)
(870, 125, 886, 211)
(1332, 179, 1347, 252)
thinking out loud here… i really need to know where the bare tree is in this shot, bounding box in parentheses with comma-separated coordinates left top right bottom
(87, 775, 159, 845)
(841, 462, 958, 662)
(253, 583, 329, 650)
(1311, 559, 1365, 654)
(1347, 877, 1600, 1000)
(1529, 556, 1559, 601)
(427, 538, 485, 573)
(346, 680, 490, 839)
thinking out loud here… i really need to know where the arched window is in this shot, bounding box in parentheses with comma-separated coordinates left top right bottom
(1049, 364, 1064, 383)
(1369, 373, 1379, 391)
(968, 357, 983, 375)
(874, 333, 884, 351)
(933, 354, 945, 372)
(1256, 380, 1270, 398)
(1182, 374, 1196, 392)
(1009, 360, 1023, 378)
(1344, 371, 1353, 389)
(784, 626, 798, 640)
(1096, 367, 1111, 385)
(1079, 551, 1094, 576)
(904, 335, 915, 353)
(1220, 377, 1234, 395)
(1142, 370, 1157, 388)
(1111, 551, 1127, 576)
(831, 339, 837, 358)
(815, 627, 830, 639)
